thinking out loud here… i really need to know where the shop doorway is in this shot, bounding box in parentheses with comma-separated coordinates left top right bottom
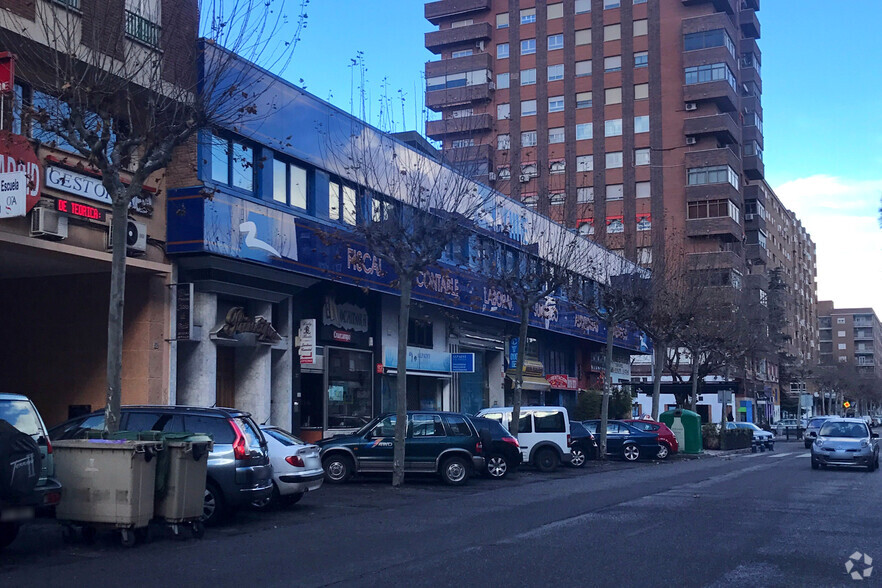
(457, 350, 487, 414)
(216, 346, 236, 408)
(406, 375, 443, 411)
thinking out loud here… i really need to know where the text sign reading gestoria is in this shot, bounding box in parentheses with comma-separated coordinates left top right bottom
(0, 171, 26, 218)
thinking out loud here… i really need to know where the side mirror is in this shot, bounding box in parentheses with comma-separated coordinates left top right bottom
(808, 432, 817, 437)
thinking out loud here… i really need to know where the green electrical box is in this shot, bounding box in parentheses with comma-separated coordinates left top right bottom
(659, 408, 703, 454)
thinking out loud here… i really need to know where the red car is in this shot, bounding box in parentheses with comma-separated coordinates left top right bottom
(624, 419, 678, 459)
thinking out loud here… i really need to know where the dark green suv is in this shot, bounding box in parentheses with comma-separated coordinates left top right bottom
(316, 412, 485, 486)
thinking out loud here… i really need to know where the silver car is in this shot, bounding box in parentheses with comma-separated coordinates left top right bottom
(253, 426, 323, 509)
(811, 418, 880, 472)
(803, 416, 834, 449)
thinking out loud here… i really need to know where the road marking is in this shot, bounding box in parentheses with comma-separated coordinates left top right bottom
(795, 453, 811, 458)
(769, 452, 794, 458)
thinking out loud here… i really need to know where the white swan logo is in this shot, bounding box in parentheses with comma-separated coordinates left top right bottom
(239, 221, 281, 257)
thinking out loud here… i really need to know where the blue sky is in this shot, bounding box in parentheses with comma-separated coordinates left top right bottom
(283, 1, 882, 312)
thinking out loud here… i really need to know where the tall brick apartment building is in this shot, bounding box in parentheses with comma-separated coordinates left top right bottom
(818, 303, 882, 379)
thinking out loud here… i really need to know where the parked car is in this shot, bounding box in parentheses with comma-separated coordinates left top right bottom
(0, 394, 63, 550)
(475, 406, 571, 472)
(804, 416, 834, 449)
(50, 405, 272, 525)
(727, 422, 774, 451)
(253, 426, 323, 509)
(582, 420, 660, 461)
(623, 419, 679, 460)
(811, 417, 880, 472)
(568, 421, 598, 467)
(317, 412, 485, 486)
(470, 417, 521, 479)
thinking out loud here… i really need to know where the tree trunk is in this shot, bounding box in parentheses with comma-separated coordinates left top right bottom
(103, 200, 130, 433)
(391, 277, 413, 487)
(650, 338, 665, 421)
(689, 355, 699, 413)
(599, 316, 616, 461)
(511, 306, 530, 441)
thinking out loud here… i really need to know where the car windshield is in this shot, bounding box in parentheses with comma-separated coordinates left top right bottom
(808, 418, 829, 427)
(736, 423, 761, 431)
(264, 428, 305, 446)
(819, 422, 868, 439)
(0, 400, 42, 436)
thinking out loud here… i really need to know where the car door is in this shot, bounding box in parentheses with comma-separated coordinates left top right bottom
(605, 422, 626, 454)
(357, 415, 396, 471)
(407, 413, 447, 472)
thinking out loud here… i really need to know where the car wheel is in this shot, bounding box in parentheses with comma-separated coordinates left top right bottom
(322, 454, 353, 484)
(867, 458, 876, 473)
(440, 455, 470, 486)
(655, 443, 670, 460)
(534, 448, 559, 473)
(570, 447, 587, 468)
(485, 454, 509, 478)
(203, 481, 227, 526)
(251, 482, 279, 510)
(0, 522, 19, 550)
(811, 457, 820, 470)
(622, 444, 640, 462)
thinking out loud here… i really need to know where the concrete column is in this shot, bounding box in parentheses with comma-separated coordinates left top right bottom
(176, 291, 217, 407)
(487, 351, 504, 408)
(234, 301, 273, 424)
(271, 296, 293, 429)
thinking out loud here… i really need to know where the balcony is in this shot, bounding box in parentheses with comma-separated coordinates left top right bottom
(742, 0, 760, 9)
(683, 112, 740, 144)
(442, 143, 492, 167)
(687, 248, 743, 270)
(426, 52, 492, 78)
(686, 216, 742, 241)
(683, 79, 738, 112)
(740, 63, 762, 93)
(743, 125, 763, 149)
(741, 94, 762, 119)
(426, 113, 493, 140)
(426, 83, 493, 111)
(744, 183, 766, 206)
(425, 22, 493, 53)
(425, 0, 491, 25)
(743, 153, 764, 180)
(855, 330, 874, 341)
(739, 9, 761, 39)
(681, 0, 735, 14)
(125, 10, 161, 48)
(744, 211, 767, 231)
(685, 145, 742, 171)
(744, 243, 768, 265)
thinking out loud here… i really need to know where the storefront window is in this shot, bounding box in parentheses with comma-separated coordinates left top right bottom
(326, 348, 372, 430)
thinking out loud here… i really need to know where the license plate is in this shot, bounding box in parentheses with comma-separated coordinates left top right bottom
(1, 506, 34, 522)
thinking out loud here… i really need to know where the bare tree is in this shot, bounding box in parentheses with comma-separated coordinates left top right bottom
(0, 0, 309, 431)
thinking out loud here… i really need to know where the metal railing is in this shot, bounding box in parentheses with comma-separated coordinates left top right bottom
(52, 0, 81, 9)
(125, 10, 161, 48)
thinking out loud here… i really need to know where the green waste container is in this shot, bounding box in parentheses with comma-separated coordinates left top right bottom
(659, 409, 703, 454)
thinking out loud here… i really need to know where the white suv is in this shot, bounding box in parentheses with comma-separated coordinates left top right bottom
(475, 407, 571, 472)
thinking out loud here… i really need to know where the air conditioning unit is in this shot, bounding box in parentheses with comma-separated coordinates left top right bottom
(518, 174, 530, 183)
(107, 219, 147, 255)
(685, 102, 698, 111)
(685, 136, 697, 145)
(30, 207, 68, 239)
(488, 171, 497, 181)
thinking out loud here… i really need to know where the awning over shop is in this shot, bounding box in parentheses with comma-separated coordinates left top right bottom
(505, 375, 551, 391)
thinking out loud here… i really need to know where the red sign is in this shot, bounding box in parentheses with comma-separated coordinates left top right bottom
(54, 197, 108, 222)
(376, 363, 384, 374)
(545, 374, 578, 390)
(0, 52, 14, 94)
(332, 330, 352, 343)
(0, 131, 41, 212)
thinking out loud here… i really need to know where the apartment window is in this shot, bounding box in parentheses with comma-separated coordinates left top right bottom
(521, 131, 538, 147)
(575, 0, 591, 14)
(497, 13, 509, 28)
(521, 68, 537, 85)
(837, 317, 846, 324)
(687, 165, 739, 189)
(634, 51, 648, 68)
(838, 343, 847, 350)
(452, 49, 474, 59)
(608, 219, 624, 233)
(634, 115, 650, 133)
(604, 24, 621, 42)
(497, 43, 510, 59)
(633, 19, 648, 37)
(549, 127, 565, 144)
(497, 134, 511, 150)
(125, 0, 161, 47)
(684, 29, 736, 58)
(575, 29, 592, 46)
(548, 96, 565, 112)
(576, 60, 592, 77)
(451, 138, 475, 148)
(547, 3, 563, 19)
(548, 64, 564, 81)
(838, 330, 846, 337)
(636, 181, 651, 198)
(637, 216, 652, 231)
(521, 163, 538, 178)
(606, 152, 623, 169)
(272, 158, 308, 209)
(604, 0, 620, 8)
(634, 83, 649, 100)
(450, 108, 473, 118)
(497, 73, 510, 89)
(634, 0, 647, 4)
(604, 118, 623, 137)
(498, 166, 511, 180)
(578, 220, 595, 235)
(744, 141, 763, 160)
(521, 39, 537, 55)
(687, 199, 739, 222)
(211, 134, 254, 192)
(497, 103, 510, 119)
(548, 34, 564, 51)
(637, 247, 652, 266)
(839, 356, 847, 363)
(521, 100, 537, 116)
(550, 193, 566, 206)
(577, 187, 594, 203)
(605, 87, 622, 105)
(635, 148, 650, 166)
(576, 123, 593, 140)
(520, 8, 536, 24)
(576, 91, 593, 108)
(550, 160, 566, 174)
(451, 19, 473, 28)
(606, 184, 624, 200)
(605, 56, 622, 72)
(328, 182, 357, 225)
(576, 155, 594, 172)
(523, 195, 538, 209)
(408, 319, 433, 348)
(685, 63, 736, 90)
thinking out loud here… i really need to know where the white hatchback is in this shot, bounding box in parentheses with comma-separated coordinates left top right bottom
(255, 426, 324, 508)
(475, 406, 571, 472)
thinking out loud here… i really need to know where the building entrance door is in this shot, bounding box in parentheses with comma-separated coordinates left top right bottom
(216, 346, 235, 408)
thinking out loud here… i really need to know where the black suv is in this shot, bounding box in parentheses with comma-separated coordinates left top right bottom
(316, 411, 485, 486)
(470, 416, 522, 479)
(50, 405, 272, 524)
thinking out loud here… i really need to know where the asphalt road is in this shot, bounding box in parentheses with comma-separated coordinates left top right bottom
(3, 441, 881, 587)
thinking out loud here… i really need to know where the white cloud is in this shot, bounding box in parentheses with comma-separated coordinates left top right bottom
(775, 175, 882, 312)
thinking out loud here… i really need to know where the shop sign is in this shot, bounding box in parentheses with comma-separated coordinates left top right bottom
(298, 318, 316, 364)
(451, 353, 475, 373)
(383, 346, 451, 373)
(376, 363, 384, 374)
(0, 171, 26, 218)
(322, 296, 368, 332)
(0, 52, 14, 94)
(0, 131, 41, 212)
(523, 360, 544, 377)
(45, 165, 153, 215)
(546, 374, 578, 390)
(332, 330, 352, 343)
(54, 197, 108, 222)
(174, 283, 194, 341)
(218, 307, 281, 344)
(507, 338, 519, 369)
